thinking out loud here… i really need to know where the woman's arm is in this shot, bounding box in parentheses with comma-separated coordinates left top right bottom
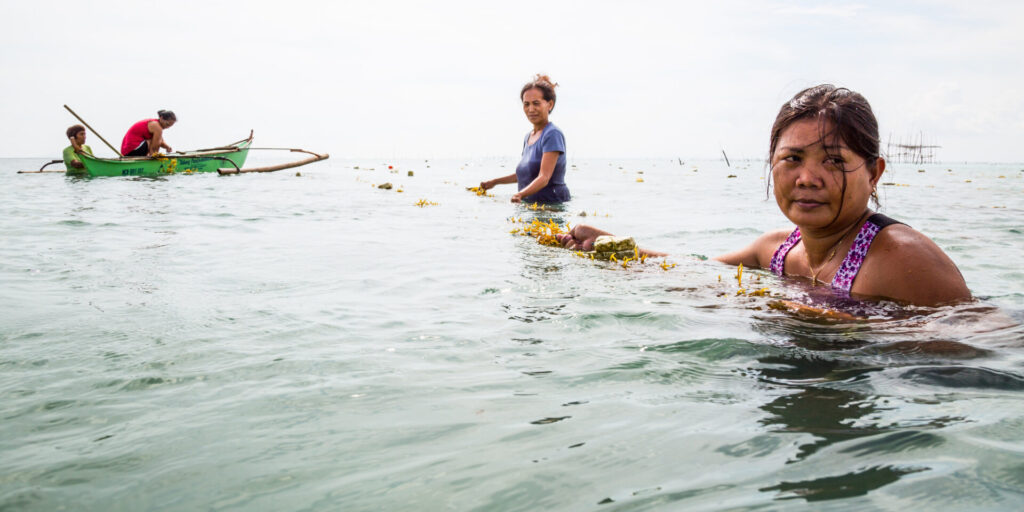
(560, 226, 786, 266)
(714, 230, 790, 269)
(557, 224, 667, 257)
(147, 121, 170, 155)
(511, 151, 559, 203)
(480, 173, 517, 190)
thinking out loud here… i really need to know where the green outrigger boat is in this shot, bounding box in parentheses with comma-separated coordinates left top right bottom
(73, 134, 253, 177)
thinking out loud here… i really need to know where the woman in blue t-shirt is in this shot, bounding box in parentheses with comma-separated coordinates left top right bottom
(480, 74, 570, 203)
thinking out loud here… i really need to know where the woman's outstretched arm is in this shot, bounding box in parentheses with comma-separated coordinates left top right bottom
(480, 173, 517, 190)
(557, 224, 667, 257)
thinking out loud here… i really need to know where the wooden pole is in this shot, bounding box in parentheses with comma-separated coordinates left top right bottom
(18, 160, 64, 173)
(218, 150, 329, 175)
(63, 105, 123, 157)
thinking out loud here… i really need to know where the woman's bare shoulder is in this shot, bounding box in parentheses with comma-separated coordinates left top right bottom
(868, 224, 949, 264)
(855, 224, 971, 305)
(760, 228, 794, 246)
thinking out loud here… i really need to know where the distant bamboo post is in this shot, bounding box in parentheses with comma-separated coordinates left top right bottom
(721, 149, 731, 167)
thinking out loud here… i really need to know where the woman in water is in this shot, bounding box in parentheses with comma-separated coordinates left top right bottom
(121, 110, 176, 157)
(480, 74, 570, 203)
(559, 84, 971, 307)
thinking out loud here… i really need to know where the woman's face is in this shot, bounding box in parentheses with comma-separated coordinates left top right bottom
(73, 130, 86, 145)
(771, 118, 884, 232)
(522, 88, 551, 126)
(159, 118, 176, 129)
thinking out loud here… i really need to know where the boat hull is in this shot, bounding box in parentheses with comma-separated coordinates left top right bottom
(75, 138, 251, 177)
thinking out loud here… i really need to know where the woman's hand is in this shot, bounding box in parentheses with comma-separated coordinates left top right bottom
(556, 224, 668, 256)
(510, 193, 522, 203)
(556, 224, 607, 251)
(480, 174, 517, 194)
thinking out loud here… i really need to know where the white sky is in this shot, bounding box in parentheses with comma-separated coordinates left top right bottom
(2, 0, 1022, 161)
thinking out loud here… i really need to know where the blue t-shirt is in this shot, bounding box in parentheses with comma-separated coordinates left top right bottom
(515, 123, 570, 203)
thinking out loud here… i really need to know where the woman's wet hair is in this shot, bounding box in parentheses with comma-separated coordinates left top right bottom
(770, 84, 880, 167)
(157, 110, 177, 121)
(768, 84, 883, 213)
(520, 74, 558, 112)
(66, 124, 85, 139)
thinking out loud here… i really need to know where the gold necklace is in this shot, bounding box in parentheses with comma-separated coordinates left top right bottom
(807, 211, 870, 285)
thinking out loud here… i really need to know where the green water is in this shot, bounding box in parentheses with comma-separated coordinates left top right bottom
(2, 158, 1023, 510)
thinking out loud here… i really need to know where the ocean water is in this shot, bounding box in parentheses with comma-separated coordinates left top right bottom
(2, 156, 1023, 511)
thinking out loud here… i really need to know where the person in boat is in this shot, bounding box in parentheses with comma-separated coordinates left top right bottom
(121, 110, 176, 157)
(63, 124, 93, 172)
(480, 74, 570, 203)
(558, 84, 971, 307)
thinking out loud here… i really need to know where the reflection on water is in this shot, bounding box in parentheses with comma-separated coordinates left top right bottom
(761, 465, 928, 502)
(745, 304, 1022, 502)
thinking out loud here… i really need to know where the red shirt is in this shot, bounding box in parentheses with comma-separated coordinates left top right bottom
(121, 119, 157, 155)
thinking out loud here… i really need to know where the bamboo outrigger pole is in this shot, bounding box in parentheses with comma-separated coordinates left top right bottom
(64, 104, 123, 157)
(217, 149, 329, 175)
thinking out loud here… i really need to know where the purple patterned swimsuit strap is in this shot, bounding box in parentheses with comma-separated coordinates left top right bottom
(830, 219, 883, 292)
(769, 228, 802, 276)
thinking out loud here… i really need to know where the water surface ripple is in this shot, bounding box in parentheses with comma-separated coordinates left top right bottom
(2, 158, 1023, 510)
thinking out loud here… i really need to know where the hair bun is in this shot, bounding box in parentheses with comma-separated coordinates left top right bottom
(534, 74, 559, 88)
